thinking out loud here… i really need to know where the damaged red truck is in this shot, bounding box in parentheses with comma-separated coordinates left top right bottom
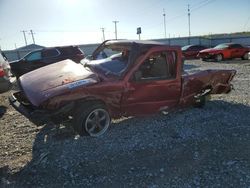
(10, 40, 236, 137)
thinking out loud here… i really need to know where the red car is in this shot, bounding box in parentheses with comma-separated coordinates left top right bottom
(10, 40, 236, 137)
(182, 45, 206, 59)
(198, 43, 249, 62)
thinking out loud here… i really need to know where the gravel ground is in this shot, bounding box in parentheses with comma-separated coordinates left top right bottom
(0, 59, 250, 187)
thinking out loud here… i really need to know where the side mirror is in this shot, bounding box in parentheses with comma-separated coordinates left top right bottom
(134, 70, 142, 81)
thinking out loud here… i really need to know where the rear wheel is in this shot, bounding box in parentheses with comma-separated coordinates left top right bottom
(215, 54, 223, 62)
(242, 52, 249, 60)
(72, 101, 110, 137)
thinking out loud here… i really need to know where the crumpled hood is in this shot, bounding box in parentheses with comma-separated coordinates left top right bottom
(200, 48, 222, 53)
(19, 59, 99, 106)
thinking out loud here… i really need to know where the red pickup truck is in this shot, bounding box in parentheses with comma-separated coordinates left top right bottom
(10, 40, 236, 137)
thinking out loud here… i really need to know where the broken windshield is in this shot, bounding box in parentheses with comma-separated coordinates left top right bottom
(214, 44, 229, 49)
(82, 44, 131, 76)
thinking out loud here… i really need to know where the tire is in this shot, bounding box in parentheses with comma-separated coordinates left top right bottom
(215, 54, 223, 62)
(242, 52, 249, 60)
(72, 101, 110, 137)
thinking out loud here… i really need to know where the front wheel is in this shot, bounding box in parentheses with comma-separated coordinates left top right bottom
(242, 52, 249, 60)
(215, 54, 223, 62)
(72, 101, 111, 137)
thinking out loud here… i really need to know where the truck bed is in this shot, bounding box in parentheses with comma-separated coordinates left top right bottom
(180, 67, 236, 105)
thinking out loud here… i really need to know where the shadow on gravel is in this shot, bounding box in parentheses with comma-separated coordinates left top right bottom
(3, 100, 250, 187)
(0, 105, 7, 118)
(183, 64, 201, 70)
(202, 58, 250, 64)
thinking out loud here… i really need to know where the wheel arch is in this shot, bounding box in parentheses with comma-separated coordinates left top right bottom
(74, 97, 107, 109)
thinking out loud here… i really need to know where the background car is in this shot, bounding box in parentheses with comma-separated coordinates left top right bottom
(0, 50, 12, 94)
(181, 44, 206, 59)
(197, 43, 249, 62)
(10, 45, 85, 77)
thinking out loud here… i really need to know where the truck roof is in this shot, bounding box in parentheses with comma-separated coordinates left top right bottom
(106, 39, 164, 45)
(102, 40, 181, 55)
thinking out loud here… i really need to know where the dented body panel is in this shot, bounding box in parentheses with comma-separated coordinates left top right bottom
(10, 40, 236, 120)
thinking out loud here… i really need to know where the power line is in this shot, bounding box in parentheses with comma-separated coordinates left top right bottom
(36, 29, 99, 33)
(191, 0, 216, 12)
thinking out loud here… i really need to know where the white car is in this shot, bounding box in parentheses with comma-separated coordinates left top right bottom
(0, 50, 12, 93)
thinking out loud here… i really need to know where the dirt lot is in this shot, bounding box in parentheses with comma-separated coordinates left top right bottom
(1, 59, 250, 187)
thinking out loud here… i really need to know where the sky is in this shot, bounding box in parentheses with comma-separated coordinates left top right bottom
(0, 0, 250, 50)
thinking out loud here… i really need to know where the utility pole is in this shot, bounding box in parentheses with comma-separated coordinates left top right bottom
(30, 30, 36, 44)
(163, 9, 166, 38)
(100, 28, 105, 41)
(113, 21, 119, 40)
(188, 4, 191, 44)
(21, 30, 28, 46)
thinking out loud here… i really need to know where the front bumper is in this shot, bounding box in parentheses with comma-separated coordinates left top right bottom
(9, 91, 74, 123)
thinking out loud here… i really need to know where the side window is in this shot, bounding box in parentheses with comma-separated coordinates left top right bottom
(135, 51, 177, 81)
(230, 44, 242, 49)
(189, 46, 196, 50)
(42, 49, 60, 58)
(26, 51, 42, 61)
(235, 44, 243, 48)
(193, 46, 202, 51)
(230, 44, 236, 49)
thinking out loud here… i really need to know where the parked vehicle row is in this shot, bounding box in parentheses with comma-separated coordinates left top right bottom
(9, 40, 236, 137)
(182, 43, 250, 61)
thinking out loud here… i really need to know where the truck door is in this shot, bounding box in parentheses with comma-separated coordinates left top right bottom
(230, 44, 244, 58)
(121, 49, 182, 116)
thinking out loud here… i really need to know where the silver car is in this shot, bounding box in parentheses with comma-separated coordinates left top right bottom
(0, 51, 12, 93)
